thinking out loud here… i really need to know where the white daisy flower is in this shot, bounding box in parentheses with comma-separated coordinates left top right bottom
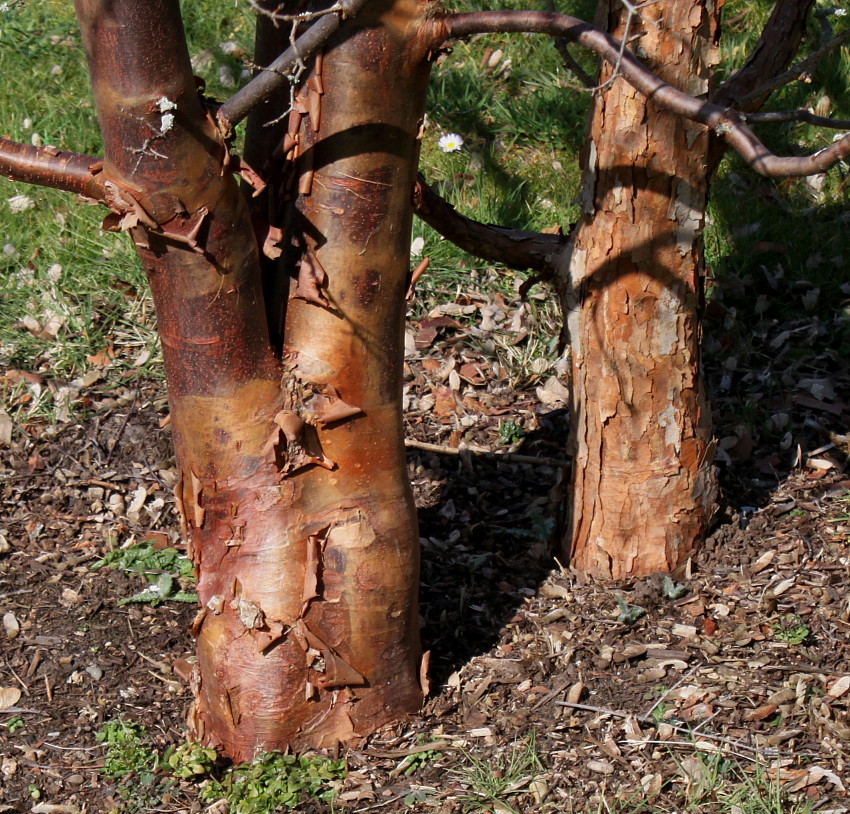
(438, 133, 464, 153)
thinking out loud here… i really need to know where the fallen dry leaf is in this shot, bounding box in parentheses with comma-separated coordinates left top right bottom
(0, 687, 21, 710)
(2, 613, 19, 639)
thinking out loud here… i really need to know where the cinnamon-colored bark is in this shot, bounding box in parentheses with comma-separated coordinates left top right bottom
(0, 138, 104, 200)
(72, 0, 434, 759)
(558, 0, 719, 579)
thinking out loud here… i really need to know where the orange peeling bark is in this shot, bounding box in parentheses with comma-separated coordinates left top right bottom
(560, 0, 718, 579)
(75, 0, 434, 759)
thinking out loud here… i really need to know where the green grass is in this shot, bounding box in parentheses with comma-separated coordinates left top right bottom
(450, 733, 544, 813)
(0, 0, 255, 422)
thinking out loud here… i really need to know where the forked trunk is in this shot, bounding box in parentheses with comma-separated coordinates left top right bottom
(559, 0, 719, 578)
(74, 0, 432, 759)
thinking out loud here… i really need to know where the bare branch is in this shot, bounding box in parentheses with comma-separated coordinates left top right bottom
(713, 0, 813, 110)
(218, 0, 370, 128)
(412, 175, 563, 274)
(745, 110, 850, 129)
(0, 138, 105, 200)
(543, 0, 594, 88)
(245, 0, 344, 25)
(442, 10, 850, 177)
(734, 27, 850, 111)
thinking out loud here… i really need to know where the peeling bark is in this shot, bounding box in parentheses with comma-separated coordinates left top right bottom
(72, 0, 434, 759)
(558, 0, 719, 579)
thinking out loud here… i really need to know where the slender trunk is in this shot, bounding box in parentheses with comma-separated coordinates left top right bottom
(559, 0, 719, 579)
(74, 0, 433, 759)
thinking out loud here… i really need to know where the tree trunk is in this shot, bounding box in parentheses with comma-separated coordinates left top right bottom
(74, 0, 433, 760)
(559, 0, 719, 579)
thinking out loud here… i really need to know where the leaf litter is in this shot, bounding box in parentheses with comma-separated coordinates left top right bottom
(0, 266, 849, 812)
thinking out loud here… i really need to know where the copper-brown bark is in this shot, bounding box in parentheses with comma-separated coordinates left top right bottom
(72, 0, 433, 759)
(558, 0, 719, 579)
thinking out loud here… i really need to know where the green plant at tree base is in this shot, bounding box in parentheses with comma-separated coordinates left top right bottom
(662, 575, 688, 600)
(166, 741, 218, 779)
(96, 719, 159, 780)
(199, 752, 346, 813)
(92, 539, 197, 606)
(771, 613, 810, 645)
(615, 595, 646, 625)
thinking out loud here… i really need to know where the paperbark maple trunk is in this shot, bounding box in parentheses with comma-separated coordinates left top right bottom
(559, 0, 719, 578)
(73, 0, 432, 759)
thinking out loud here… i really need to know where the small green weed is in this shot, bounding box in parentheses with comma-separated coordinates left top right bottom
(615, 595, 646, 625)
(395, 746, 444, 776)
(772, 613, 810, 645)
(2, 715, 25, 733)
(166, 741, 218, 779)
(96, 719, 159, 780)
(199, 751, 346, 813)
(498, 419, 525, 445)
(662, 575, 688, 600)
(92, 539, 197, 606)
(451, 734, 543, 813)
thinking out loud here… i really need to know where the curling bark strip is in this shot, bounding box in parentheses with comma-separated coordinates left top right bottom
(71, 0, 434, 759)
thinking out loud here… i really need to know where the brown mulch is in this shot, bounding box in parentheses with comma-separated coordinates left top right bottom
(2, 282, 850, 812)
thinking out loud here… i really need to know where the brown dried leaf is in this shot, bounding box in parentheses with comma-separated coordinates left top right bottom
(827, 675, 850, 699)
(0, 686, 21, 711)
(2, 612, 19, 639)
(743, 703, 778, 722)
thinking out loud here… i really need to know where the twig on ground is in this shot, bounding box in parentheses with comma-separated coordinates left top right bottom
(103, 389, 139, 466)
(554, 699, 774, 758)
(365, 740, 454, 758)
(762, 663, 850, 676)
(642, 663, 699, 722)
(404, 437, 570, 468)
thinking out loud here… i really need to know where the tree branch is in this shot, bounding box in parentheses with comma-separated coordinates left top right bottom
(745, 110, 850, 129)
(217, 0, 370, 128)
(712, 0, 814, 111)
(543, 0, 595, 88)
(734, 27, 850, 112)
(442, 10, 850, 177)
(412, 175, 563, 273)
(0, 138, 104, 200)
